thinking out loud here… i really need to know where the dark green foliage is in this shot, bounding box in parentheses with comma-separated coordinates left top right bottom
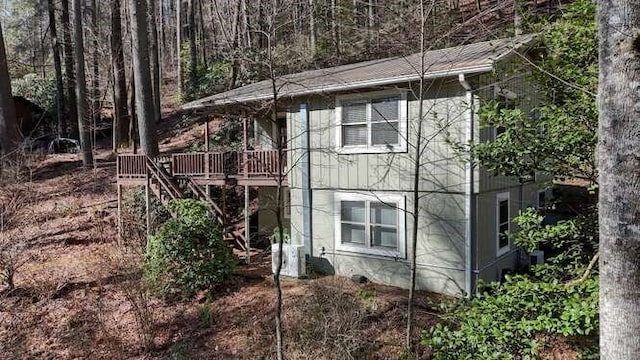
(423, 276, 598, 360)
(182, 60, 231, 102)
(473, 0, 598, 183)
(144, 199, 235, 297)
(11, 74, 56, 113)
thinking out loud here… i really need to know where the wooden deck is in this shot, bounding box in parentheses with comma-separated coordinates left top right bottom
(117, 150, 288, 187)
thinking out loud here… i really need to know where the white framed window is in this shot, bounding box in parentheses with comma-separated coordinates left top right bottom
(335, 90, 408, 154)
(496, 192, 510, 256)
(334, 192, 406, 258)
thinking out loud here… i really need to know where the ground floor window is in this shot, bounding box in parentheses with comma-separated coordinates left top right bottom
(334, 192, 406, 258)
(496, 192, 510, 256)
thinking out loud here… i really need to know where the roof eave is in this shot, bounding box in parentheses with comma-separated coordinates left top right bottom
(183, 63, 495, 110)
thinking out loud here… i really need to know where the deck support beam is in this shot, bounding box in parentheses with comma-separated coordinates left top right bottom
(245, 184, 250, 264)
(146, 175, 151, 241)
(117, 183, 122, 244)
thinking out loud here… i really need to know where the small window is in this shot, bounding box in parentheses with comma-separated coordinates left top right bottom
(335, 193, 406, 258)
(496, 192, 510, 256)
(537, 189, 546, 210)
(336, 92, 407, 153)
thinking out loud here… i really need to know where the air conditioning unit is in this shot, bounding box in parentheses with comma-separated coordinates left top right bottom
(272, 243, 306, 278)
(530, 250, 544, 265)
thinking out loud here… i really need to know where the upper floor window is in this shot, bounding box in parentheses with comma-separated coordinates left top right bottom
(336, 91, 407, 153)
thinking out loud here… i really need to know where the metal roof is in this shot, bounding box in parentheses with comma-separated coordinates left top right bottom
(184, 34, 536, 109)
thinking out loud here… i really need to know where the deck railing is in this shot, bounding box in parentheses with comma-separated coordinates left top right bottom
(243, 150, 286, 177)
(117, 154, 147, 178)
(118, 150, 286, 181)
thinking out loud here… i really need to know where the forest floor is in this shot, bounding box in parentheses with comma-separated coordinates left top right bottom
(0, 110, 440, 359)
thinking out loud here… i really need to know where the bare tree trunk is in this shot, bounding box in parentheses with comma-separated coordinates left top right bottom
(0, 21, 19, 154)
(597, 0, 640, 357)
(129, 0, 159, 156)
(91, 0, 100, 149)
(407, 1, 430, 354)
(148, 0, 162, 124)
(331, 0, 340, 58)
(176, 0, 183, 94)
(187, 0, 198, 90)
(61, 0, 79, 139)
(111, 0, 130, 149)
(513, 0, 522, 36)
(308, 0, 316, 55)
(197, 0, 207, 68)
(72, 0, 94, 166)
(48, 0, 66, 137)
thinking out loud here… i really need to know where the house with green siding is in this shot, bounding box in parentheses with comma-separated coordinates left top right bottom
(118, 34, 546, 296)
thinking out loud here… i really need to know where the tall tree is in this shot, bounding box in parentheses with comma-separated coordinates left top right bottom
(597, 0, 640, 357)
(72, 0, 93, 166)
(187, 0, 197, 89)
(90, 0, 100, 147)
(48, 0, 66, 137)
(61, 0, 79, 139)
(0, 20, 19, 154)
(111, 0, 130, 149)
(129, 0, 159, 156)
(176, 0, 183, 94)
(148, 0, 162, 124)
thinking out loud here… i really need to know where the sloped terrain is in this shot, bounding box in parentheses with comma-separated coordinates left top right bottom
(0, 125, 438, 359)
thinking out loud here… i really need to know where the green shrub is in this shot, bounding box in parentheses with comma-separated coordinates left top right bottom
(422, 276, 599, 359)
(144, 199, 235, 297)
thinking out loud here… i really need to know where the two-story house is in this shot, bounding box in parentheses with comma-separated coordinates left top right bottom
(118, 34, 545, 296)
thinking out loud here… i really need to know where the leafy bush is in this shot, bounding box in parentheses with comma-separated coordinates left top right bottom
(181, 60, 231, 102)
(11, 74, 56, 113)
(144, 199, 235, 297)
(423, 276, 598, 359)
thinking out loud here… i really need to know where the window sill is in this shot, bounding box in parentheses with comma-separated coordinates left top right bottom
(336, 145, 407, 155)
(336, 243, 405, 259)
(496, 246, 511, 258)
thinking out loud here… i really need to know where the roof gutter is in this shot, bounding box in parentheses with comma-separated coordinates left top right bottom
(184, 63, 495, 109)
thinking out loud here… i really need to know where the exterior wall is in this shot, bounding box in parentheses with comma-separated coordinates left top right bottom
(470, 57, 547, 282)
(474, 181, 542, 284)
(282, 57, 545, 295)
(287, 80, 472, 296)
(256, 186, 291, 241)
(254, 118, 274, 150)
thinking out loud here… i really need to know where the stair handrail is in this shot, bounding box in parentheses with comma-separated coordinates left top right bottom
(145, 157, 182, 201)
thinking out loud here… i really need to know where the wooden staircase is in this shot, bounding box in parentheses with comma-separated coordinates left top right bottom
(143, 156, 247, 250)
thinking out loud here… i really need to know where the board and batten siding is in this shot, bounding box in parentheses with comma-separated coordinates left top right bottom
(287, 80, 473, 296)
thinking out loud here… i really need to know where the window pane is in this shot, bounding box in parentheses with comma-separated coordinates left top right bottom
(371, 121, 399, 145)
(371, 225, 397, 248)
(498, 226, 509, 249)
(371, 98, 399, 122)
(499, 200, 509, 223)
(343, 124, 367, 146)
(343, 102, 367, 124)
(342, 223, 366, 245)
(341, 201, 365, 223)
(370, 202, 397, 226)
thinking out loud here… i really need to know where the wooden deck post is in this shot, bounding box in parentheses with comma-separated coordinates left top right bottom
(117, 183, 122, 244)
(145, 175, 151, 241)
(245, 184, 250, 265)
(243, 116, 249, 179)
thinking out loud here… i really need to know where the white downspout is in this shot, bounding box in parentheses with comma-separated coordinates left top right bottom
(459, 73, 476, 298)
